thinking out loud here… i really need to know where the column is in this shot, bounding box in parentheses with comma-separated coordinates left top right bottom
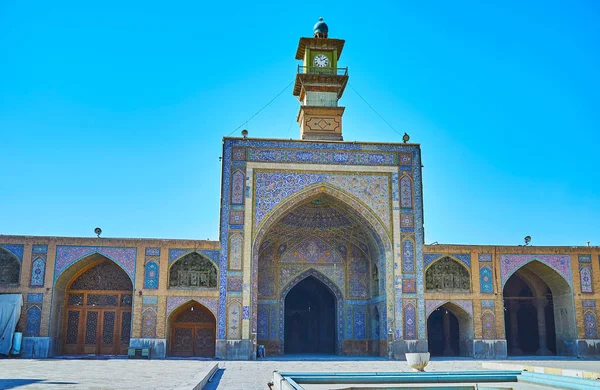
(442, 310, 454, 356)
(534, 297, 552, 356)
(508, 300, 523, 355)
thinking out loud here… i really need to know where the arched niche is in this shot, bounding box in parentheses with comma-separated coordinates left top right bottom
(0, 247, 20, 286)
(169, 252, 218, 289)
(50, 253, 134, 356)
(425, 256, 471, 293)
(61, 258, 133, 355)
(168, 301, 216, 357)
(426, 301, 474, 357)
(503, 260, 576, 356)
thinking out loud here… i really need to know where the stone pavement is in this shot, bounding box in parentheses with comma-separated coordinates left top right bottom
(0, 356, 598, 390)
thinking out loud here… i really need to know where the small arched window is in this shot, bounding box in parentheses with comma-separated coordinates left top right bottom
(372, 264, 380, 297)
(169, 252, 218, 288)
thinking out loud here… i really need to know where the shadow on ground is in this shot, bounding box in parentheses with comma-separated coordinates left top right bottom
(203, 369, 224, 390)
(0, 379, 78, 389)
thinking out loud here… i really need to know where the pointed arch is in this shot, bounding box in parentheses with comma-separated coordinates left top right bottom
(425, 256, 471, 293)
(168, 252, 218, 289)
(252, 182, 393, 335)
(168, 300, 216, 357)
(278, 268, 344, 353)
(426, 301, 475, 357)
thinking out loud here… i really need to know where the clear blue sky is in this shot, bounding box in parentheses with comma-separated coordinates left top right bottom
(1, 1, 598, 246)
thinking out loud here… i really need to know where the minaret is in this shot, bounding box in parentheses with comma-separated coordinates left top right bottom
(293, 18, 348, 141)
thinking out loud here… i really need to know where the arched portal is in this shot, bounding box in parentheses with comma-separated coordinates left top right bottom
(503, 260, 576, 356)
(284, 276, 336, 354)
(254, 186, 391, 356)
(426, 302, 474, 357)
(169, 301, 216, 357)
(62, 259, 133, 355)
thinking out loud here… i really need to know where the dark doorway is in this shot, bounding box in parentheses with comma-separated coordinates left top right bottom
(427, 307, 460, 356)
(503, 269, 556, 356)
(284, 276, 335, 354)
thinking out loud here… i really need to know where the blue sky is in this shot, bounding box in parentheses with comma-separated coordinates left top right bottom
(1, 1, 598, 246)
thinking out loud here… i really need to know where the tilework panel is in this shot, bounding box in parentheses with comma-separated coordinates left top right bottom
(399, 152, 411, 165)
(403, 301, 417, 339)
(348, 246, 369, 299)
(354, 308, 366, 340)
(232, 147, 246, 161)
(141, 305, 158, 338)
(423, 253, 443, 267)
(399, 175, 413, 208)
(582, 300, 596, 307)
(227, 275, 243, 292)
(481, 309, 497, 339)
(425, 299, 473, 317)
(481, 300, 495, 308)
(242, 305, 249, 320)
(247, 148, 397, 166)
(25, 305, 42, 337)
(231, 170, 245, 205)
(229, 210, 244, 225)
(145, 248, 160, 257)
(401, 213, 413, 228)
(54, 246, 136, 280)
(228, 234, 243, 270)
(478, 253, 492, 262)
(0, 244, 24, 262)
(142, 296, 159, 305)
(32, 245, 48, 254)
(281, 236, 343, 264)
(580, 263, 593, 293)
(227, 300, 242, 340)
(452, 254, 471, 268)
(258, 247, 275, 297)
(402, 240, 414, 273)
(499, 254, 572, 287)
(144, 261, 159, 289)
(578, 255, 592, 263)
(253, 171, 391, 229)
(30, 257, 46, 286)
(27, 293, 44, 303)
(257, 305, 269, 339)
(584, 309, 598, 339)
(479, 265, 493, 294)
(270, 306, 277, 339)
(402, 278, 416, 293)
(166, 296, 218, 319)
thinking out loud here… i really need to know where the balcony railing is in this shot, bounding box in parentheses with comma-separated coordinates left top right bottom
(297, 66, 348, 76)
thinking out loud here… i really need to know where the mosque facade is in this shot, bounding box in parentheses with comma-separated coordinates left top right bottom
(1, 20, 599, 360)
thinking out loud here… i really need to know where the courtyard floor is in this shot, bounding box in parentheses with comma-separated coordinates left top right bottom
(0, 356, 598, 390)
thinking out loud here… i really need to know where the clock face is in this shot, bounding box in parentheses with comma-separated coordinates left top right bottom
(313, 54, 329, 67)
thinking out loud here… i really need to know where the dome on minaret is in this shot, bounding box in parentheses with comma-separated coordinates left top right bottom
(313, 17, 328, 38)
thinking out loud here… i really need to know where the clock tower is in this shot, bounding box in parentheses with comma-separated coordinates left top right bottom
(293, 18, 348, 141)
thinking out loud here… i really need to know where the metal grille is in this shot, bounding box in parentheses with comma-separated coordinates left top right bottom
(102, 312, 115, 344)
(66, 310, 80, 344)
(85, 312, 98, 344)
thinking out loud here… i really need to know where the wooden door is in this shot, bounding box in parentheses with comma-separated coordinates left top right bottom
(172, 326, 194, 357)
(82, 310, 100, 354)
(194, 326, 216, 357)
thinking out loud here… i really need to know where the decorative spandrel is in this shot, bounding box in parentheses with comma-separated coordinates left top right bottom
(425, 256, 471, 293)
(0, 249, 20, 285)
(169, 252, 218, 288)
(69, 261, 133, 291)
